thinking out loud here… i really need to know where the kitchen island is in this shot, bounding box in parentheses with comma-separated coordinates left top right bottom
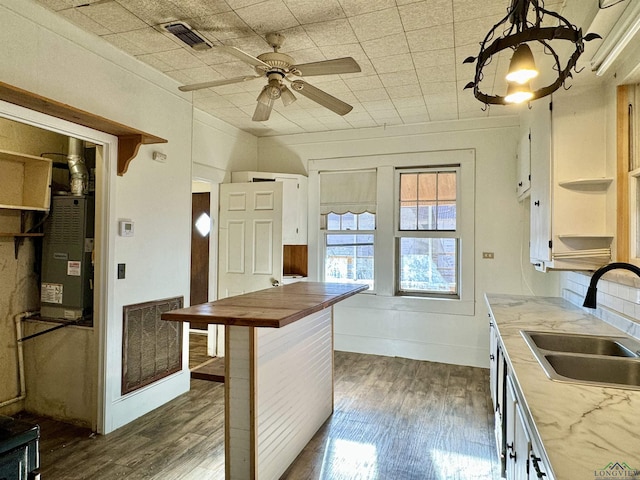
(161, 282, 367, 480)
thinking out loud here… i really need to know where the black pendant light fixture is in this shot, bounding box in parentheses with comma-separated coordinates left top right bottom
(463, 0, 602, 106)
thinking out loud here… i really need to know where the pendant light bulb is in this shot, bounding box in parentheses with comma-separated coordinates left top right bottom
(505, 81, 534, 104)
(506, 44, 538, 84)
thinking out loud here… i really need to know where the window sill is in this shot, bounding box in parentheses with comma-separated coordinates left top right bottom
(338, 292, 475, 316)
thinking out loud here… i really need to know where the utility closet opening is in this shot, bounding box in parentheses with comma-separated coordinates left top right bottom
(0, 115, 101, 431)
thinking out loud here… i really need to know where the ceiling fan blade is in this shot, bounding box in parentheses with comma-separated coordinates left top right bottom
(220, 46, 270, 69)
(290, 80, 353, 116)
(179, 75, 261, 92)
(252, 98, 274, 121)
(292, 57, 361, 76)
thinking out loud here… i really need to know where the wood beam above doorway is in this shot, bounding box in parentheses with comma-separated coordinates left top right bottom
(0, 81, 167, 176)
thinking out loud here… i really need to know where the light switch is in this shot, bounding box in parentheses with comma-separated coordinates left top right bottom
(117, 263, 126, 279)
(482, 252, 495, 259)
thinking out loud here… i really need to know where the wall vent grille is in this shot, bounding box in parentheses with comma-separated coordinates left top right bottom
(122, 296, 183, 395)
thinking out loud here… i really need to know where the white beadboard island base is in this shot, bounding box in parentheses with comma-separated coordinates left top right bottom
(162, 282, 368, 479)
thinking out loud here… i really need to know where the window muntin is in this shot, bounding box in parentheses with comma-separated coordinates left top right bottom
(323, 212, 375, 290)
(399, 171, 457, 231)
(396, 168, 460, 297)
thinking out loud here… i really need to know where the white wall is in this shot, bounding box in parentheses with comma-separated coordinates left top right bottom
(258, 117, 558, 367)
(557, 1, 640, 318)
(0, 0, 257, 433)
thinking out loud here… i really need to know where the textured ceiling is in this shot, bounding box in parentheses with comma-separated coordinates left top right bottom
(35, 0, 573, 137)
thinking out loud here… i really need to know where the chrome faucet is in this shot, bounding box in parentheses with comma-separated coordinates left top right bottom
(583, 262, 640, 308)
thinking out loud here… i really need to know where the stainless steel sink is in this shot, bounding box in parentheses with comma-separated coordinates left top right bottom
(521, 330, 640, 390)
(545, 354, 640, 387)
(523, 331, 640, 357)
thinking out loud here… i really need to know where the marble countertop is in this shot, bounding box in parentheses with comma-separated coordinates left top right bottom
(485, 294, 640, 480)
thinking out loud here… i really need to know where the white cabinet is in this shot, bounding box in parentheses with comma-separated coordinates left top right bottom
(516, 129, 531, 199)
(504, 376, 517, 480)
(490, 324, 555, 480)
(526, 86, 613, 271)
(506, 376, 532, 480)
(231, 171, 307, 245)
(489, 316, 507, 475)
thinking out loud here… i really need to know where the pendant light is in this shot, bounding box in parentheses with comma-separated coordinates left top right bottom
(506, 44, 538, 84)
(505, 81, 534, 104)
(463, 0, 601, 106)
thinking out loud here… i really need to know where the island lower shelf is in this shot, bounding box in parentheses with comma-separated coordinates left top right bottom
(162, 282, 367, 480)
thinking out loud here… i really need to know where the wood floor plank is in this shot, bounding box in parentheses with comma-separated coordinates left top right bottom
(17, 351, 499, 480)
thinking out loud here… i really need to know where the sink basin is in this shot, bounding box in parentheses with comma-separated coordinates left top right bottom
(544, 354, 640, 387)
(522, 331, 640, 357)
(521, 330, 640, 390)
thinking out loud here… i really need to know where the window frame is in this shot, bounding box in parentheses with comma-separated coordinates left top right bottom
(394, 166, 463, 298)
(308, 149, 475, 316)
(322, 212, 376, 291)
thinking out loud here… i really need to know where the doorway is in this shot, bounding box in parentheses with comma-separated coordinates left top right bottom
(189, 183, 224, 382)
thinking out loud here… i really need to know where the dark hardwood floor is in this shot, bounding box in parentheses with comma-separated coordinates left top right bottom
(17, 352, 499, 480)
(188, 332, 211, 369)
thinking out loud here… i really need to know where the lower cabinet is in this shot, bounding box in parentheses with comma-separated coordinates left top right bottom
(489, 318, 554, 480)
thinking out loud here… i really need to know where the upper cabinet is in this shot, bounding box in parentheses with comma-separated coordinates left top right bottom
(0, 149, 52, 211)
(525, 87, 613, 271)
(231, 171, 308, 245)
(516, 128, 531, 199)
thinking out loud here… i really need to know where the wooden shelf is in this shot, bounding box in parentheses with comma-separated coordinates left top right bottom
(0, 81, 167, 176)
(0, 204, 49, 212)
(0, 149, 52, 210)
(558, 178, 613, 189)
(557, 234, 614, 240)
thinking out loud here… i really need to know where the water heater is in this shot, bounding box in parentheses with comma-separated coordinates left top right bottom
(40, 195, 95, 321)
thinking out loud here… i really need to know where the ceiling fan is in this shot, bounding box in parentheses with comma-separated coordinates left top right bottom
(179, 32, 361, 122)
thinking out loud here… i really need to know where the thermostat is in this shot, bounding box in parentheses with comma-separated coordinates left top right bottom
(119, 220, 134, 237)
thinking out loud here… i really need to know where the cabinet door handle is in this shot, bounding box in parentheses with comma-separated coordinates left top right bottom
(489, 354, 495, 360)
(530, 454, 547, 478)
(534, 200, 540, 206)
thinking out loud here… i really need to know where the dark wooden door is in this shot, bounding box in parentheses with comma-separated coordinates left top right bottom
(190, 192, 210, 330)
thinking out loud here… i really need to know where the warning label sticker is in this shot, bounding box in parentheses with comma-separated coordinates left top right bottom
(67, 261, 81, 276)
(41, 283, 63, 304)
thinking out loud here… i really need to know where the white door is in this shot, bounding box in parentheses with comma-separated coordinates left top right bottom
(218, 182, 283, 299)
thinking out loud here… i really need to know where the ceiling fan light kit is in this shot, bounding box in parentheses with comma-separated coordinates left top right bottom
(179, 32, 361, 122)
(463, 0, 602, 106)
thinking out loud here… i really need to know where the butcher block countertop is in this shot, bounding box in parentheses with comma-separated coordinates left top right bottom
(161, 282, 368, 328)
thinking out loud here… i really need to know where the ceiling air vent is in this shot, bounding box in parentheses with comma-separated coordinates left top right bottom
(163, 22, 211, 50)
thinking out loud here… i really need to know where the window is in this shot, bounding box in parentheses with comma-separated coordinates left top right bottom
(396, 168, 460, 297)
(320, 170, 376, 290)
(324, 212, 375, 289)
(309, 149, 474, 315)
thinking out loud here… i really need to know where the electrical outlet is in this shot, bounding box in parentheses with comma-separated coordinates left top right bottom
(482, 252, 495, 259)
(117, 263, 126, 279)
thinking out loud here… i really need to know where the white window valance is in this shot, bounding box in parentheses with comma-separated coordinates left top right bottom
(320, 170, 377, 215)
